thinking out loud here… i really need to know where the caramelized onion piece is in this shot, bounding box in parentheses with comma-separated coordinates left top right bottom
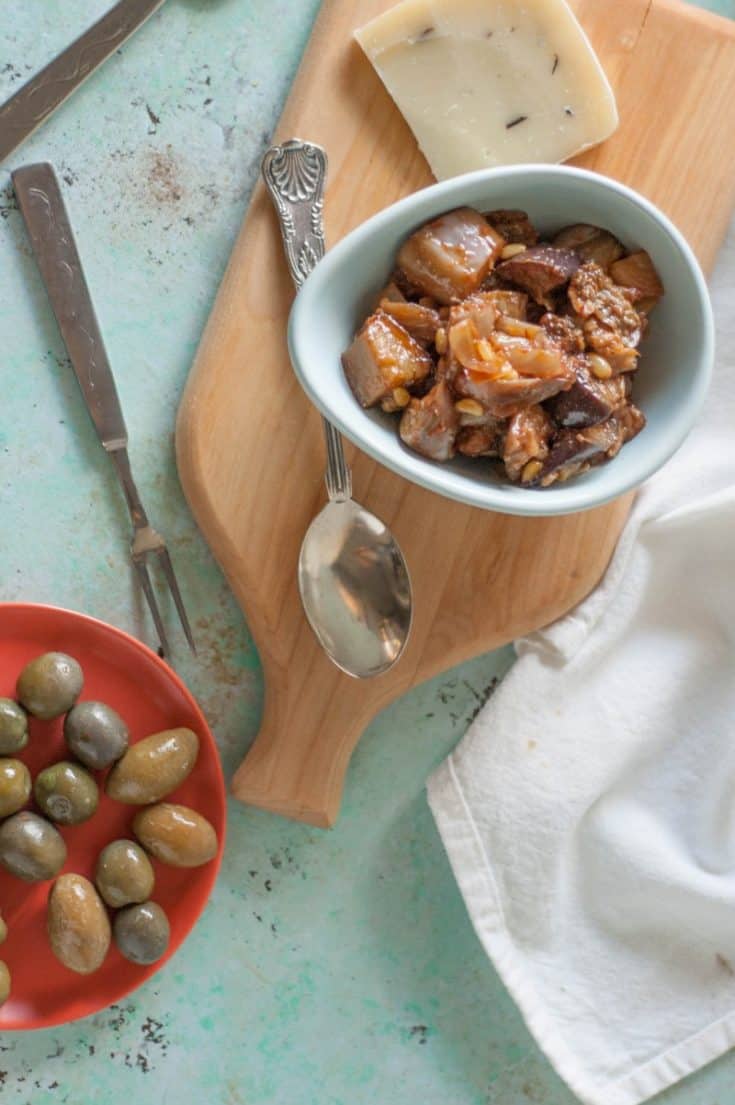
(379, 300, 442, 345)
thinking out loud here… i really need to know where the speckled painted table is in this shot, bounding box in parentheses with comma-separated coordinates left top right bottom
(0, 2, 733, 1102)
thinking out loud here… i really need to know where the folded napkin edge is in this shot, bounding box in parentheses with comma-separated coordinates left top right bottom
(426, 756, 735, 1105)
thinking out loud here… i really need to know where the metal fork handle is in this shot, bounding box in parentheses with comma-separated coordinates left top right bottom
(109, 447, 150, 531)
(13, 162, 129, 451)
(262, 139, 352, 503)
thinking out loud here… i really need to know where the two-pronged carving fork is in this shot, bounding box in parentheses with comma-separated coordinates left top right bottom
(13, 161, 194, 659)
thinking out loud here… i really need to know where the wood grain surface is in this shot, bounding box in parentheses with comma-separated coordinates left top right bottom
(176, 0, 735, 826)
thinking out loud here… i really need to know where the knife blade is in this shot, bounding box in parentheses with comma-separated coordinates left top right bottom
(0, 0, 167, 164)
(13, 162, 128, 451)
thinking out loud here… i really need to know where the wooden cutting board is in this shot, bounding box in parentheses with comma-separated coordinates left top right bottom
(176, 0, 735, 826)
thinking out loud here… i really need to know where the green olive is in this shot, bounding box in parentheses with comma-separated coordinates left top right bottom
(133, 803, 218, 868)
(0, 912, 7, 945)
(0, 961, 10, 1006)
(34, 761, 99, 826)
(48, 874, 110, 974)
(0, 758, 31, 818)
(64, 701, 129, 770)
(113, 901, 170, 965)
(0, 699, 28, 754)
(0, 811, 66, 882)
(106, 728, 199, 805)
(16, 652, 83, 720)
(95, 839, 155, 908)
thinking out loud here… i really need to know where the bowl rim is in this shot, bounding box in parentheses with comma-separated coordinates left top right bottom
(288, 163, 715, 517)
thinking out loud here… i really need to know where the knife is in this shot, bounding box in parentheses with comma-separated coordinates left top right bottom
(0, 0, 167, 163)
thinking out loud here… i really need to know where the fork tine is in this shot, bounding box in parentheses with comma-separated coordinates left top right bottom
(157, 547, 197, 655)
(133, 558, 172, 659)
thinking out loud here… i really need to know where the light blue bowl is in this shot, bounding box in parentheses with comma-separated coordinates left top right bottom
(288, 165, 714, 516)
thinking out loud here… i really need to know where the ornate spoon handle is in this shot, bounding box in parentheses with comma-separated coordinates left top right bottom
(262, 139, 351, 502)
(262, 139, 327, 288)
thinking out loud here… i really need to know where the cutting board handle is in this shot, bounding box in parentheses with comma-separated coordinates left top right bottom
(231, 663, 393, 827)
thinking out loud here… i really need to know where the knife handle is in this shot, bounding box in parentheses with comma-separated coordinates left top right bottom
(0, 0, 167, 163)
(13, 162, 128, 452)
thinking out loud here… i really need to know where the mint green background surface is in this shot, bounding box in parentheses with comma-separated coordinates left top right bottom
(0, 2, 732, 1101)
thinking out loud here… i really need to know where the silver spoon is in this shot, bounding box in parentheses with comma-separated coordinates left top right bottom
(262, 139, 412, 678)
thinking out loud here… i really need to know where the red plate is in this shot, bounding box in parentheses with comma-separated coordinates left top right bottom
(0, 603, 226, 1029)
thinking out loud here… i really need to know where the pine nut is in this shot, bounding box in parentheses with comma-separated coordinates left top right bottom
(521, 459, 543, 483)
(455, 398, 484, 417)
(500, 243, 527, 260)
(589, 353, 613, 380)
(476, 338, 496, 361)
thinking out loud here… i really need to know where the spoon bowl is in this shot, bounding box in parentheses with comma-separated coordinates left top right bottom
(298, 499, 412, 678)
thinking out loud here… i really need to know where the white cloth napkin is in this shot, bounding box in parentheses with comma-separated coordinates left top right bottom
(427, 218, 735, 1105)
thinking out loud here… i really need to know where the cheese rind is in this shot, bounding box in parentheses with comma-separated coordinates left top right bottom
(355, 0, 619, 181)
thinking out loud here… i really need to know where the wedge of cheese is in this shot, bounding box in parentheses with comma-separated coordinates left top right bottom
(355, 0, 618, 180)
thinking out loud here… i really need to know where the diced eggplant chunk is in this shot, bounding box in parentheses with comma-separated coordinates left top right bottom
(552, 224, 624, 270)
(539, 312, 585, 354)
(485, 209, 539, 246)
(609, 251, 664, 310)
(502, 406, 553, 481)
(536, 424, 616, 485)
(580, 404, 645, 461)
(452, 364, 572, 418)
(342, 311, 433, 408)
(569, 262, 642, 339)
(399, 381, 459, 462)
(457, 423, 504, 458)
(545, 359, 627, 428)
(379, 299, 442, 345)
(397, 208, 504, 305)
(495, 246, 581, 308)
(535, 403, 646, 485)
(583, 320, 640, 373)
(569, 262, 643, 373)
